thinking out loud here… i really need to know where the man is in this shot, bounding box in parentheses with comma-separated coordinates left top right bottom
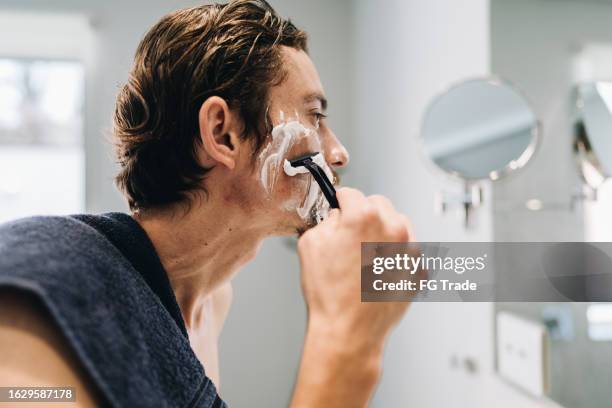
(0, 1, 415, 407)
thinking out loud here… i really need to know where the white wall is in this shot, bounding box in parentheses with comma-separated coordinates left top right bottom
(351, 0, 556, 407)
(491, 0, 592, 243)
(492, 1, 612, 407)
(491, 0, 612, 245)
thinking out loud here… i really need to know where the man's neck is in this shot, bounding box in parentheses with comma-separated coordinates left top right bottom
(133, 198, 267, 329)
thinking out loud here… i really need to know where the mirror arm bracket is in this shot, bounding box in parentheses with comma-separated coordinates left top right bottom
(435, 182, 483, 228)
(570, 183, 599, 211)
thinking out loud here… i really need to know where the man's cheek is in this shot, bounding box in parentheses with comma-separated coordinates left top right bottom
(278, 171, 311, 205)
(257, 119, 321, 195)
(286, 133, 323, 160)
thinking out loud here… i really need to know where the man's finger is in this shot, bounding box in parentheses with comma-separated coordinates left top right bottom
(327, 208, 340, 220)
(335, 187, 367, 217)
(399, 214, 416, 242)
(368, 195, 410, 242)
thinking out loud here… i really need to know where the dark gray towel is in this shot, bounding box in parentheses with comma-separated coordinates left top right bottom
(0, 215, 225, 408)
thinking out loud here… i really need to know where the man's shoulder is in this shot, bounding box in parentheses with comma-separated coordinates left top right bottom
(0, 214, 89, 236)
(0, 214, 108, 257)
(0, 214, 127, 287)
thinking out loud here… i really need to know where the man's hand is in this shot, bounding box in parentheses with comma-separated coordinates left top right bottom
(291, 188, 414, 408)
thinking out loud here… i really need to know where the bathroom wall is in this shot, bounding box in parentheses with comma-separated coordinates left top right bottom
(492, 1, 612, 407)
(350, 0, 564, 407)
(352, 0, 491, 407)
(490, 0, 607, 242)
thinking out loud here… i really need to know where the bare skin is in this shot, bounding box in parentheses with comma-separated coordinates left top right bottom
(0, 47, 413, 407)
(133, 47, 351, 386)
(0, 290, 101, 408)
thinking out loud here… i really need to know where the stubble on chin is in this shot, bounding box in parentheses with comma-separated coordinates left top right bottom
(295, 206, 321, 237)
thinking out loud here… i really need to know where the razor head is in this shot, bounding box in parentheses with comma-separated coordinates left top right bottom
(287, 151, 339, 209)
(289, 152, 319, 167)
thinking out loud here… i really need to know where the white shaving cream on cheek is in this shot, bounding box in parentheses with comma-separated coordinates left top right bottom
(282, 152, 328, 176)
(282, 153, 334, 222)
(257, 116, 331, 222)
(258, 120, 316, 193)
(296, 175, 331, 222)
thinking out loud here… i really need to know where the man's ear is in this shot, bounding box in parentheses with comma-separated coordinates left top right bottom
(198, 96, 241, 170)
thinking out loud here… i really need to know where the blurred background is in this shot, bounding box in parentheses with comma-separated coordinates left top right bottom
(2, 0, 612, 407)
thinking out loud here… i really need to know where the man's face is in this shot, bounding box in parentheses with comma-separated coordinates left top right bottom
(246, 46, 349, 234)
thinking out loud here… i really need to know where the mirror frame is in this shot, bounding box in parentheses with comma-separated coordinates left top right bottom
(419, 76, 541, 184)
(573, 82, 612, 191)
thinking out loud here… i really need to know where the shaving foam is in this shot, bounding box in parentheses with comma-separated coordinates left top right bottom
(282, 152, 327, 177)
(259, 120, 316, 193)
(292, 154, 334, 223)
(257, 113, 332, 224)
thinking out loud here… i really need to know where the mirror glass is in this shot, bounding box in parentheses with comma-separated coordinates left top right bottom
(575, 82, 612, 189)
(422, 78, 539, 181)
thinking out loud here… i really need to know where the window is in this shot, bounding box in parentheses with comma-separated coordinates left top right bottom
(587, 303, 612, 341)
(0, 58, 84, 223)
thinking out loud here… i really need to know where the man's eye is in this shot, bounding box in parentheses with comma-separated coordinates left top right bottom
(313, 112, 327, 126)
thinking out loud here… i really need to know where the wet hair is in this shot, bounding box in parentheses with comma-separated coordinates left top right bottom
(113, 0, 307, 210)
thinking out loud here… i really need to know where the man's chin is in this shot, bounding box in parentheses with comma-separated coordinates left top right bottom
(279, 195, 329, 236)
(295, 221, 316, 237)
(295, 208, 323, 236)
(267, 214, 312, 237)
(274, 210, 317, 237)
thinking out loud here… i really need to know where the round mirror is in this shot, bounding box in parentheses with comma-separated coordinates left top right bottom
(421, 78, 539, 181)
(574, 82, 612, 190)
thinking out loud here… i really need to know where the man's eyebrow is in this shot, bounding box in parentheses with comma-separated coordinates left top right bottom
(303, 92, 328, 111)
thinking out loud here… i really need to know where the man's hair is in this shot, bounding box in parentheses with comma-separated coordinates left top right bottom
(113, 0, 307, 210)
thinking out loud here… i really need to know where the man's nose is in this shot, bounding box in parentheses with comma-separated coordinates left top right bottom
(322, 129, 350, 168)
